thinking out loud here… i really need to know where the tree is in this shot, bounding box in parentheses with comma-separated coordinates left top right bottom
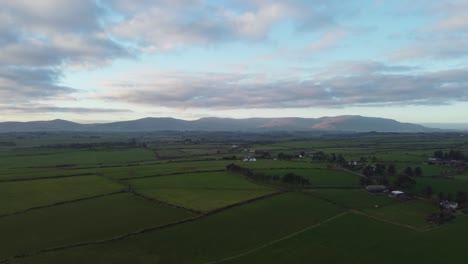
(337, 153, 346, 164)
(404, 167, 414, 177)
(362, 165, 374, 177)
(447, 193, 454, 202)
(456, 191, 467, 205)
(414, 167, 423, 177)
(360, 177, 370, 186)
(394, 175, 416, 189)
(278, 152, 293, 160)
(438, 192, 445, 201)
(387, 164, 396, 176)
(312, 151, 327, 161)
(433, 150, 444, 159)
(423, 186, 434, 197)
(375, 164, 386, 175)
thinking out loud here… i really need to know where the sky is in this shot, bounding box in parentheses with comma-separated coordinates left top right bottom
(1, 0, 468, 124)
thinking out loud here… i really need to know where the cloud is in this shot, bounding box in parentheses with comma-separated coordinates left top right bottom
(390, 40, 468, 61)
(107, 0, 350, 52)
(96, 64, 468, 109)
(306, 30, 347, 52)
(389, 0, 468, 61)
(316, 60, 419, 77)
(0, 67, 75, 104)
(0, 104, 132, 114)
(429, 0, 468, 33)
(0, 1, 130, 66)
(0, 0, 132, 104)
(109, 0, 295, 52)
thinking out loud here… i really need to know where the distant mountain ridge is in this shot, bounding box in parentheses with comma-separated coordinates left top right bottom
(0, 116, 437, 133)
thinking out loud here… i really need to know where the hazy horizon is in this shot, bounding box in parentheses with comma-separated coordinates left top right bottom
(1, 1, 467, 123)
(1, 116, 468, 131)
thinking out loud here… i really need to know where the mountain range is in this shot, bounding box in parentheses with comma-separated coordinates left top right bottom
(0, 116, 439, 133)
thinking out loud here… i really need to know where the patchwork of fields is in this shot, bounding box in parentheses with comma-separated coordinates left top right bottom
(0, 133, 467, 263)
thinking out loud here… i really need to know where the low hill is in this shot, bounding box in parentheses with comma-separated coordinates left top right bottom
(0, 116, 437, 133)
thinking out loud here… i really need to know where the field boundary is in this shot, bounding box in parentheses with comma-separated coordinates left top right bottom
(0, 191, 126, 219)
(130, 190, 203, 214)
(118, 169, 226, 181)
(0, 173, 96, 183)
(0, 191, 287, 263)
(202, 211, 349, 264)
(350, 210, 435, 232)
(300, 191, 434, 231)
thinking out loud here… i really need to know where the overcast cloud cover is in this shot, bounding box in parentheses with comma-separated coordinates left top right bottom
(1, 0, 467, 123)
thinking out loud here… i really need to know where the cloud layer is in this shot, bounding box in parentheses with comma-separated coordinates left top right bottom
(0, 0, 467, 120)
(99, 63, 468, 109)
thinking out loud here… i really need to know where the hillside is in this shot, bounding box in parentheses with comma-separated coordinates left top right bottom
(0, 116, 436, 133)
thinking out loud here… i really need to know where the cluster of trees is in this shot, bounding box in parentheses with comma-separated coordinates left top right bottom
(282, 173, 310, 185)
(402, 166, 423, 177)
(360, 164, 390, 186)
(433, 150, 466, 160)
(391, 166, 422, 189)
(311, 151, 346, 164)
(43, 140, 148, 150)
(256, 151, 272, 159)
(394, 175, 416, 189)
(226, 163, 251, 174)
(427, 209, 456, 224)
(221, 155, 237, 160)
(226, 163, 310, 186)
(277, 152, 295, 160)
(425, 190, 468, 205)
(427, 190, 467, 224)
(359, 163, 423, 189)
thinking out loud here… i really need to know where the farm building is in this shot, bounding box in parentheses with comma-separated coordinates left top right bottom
(243, 157, 257, 162)
(390, 190, 404, 197)
(440, 200, 458, 210)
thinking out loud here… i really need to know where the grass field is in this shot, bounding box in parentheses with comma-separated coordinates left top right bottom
(0, 193, 193, 259)
(10, 192, 344, 264)
(0, 148, 155, 169)
(254, 168, 361, 187)
(100, 160, 231, 179)
(127, 171, 276, 211)
(308, 189, 435, 229)
(0, 176, 124, 215)
(413, 177, 468, 196)
(308, 189, 398, 210)
(1, 132, 467, 264)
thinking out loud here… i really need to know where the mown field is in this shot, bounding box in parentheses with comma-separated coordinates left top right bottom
(0, 132, 467, 263)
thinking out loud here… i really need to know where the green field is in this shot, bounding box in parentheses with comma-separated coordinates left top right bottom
(127, 171, 276, 211)
(361, 199, 435, 229)
(0, 148, 155, 169)
(0, 132, 467, 263)
(254, 168, 361, 187)
(309, 189, 435, 229)
(0, 193, 193, 259)
(224, 213, 468, 264)
(308, 189, 398, 210)
(10, 192, 344, 264)
(0, 176, 124, 215)
(103, 160, 230, 179)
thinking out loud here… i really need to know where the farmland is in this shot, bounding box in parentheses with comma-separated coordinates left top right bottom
(0, 131, 467, 263)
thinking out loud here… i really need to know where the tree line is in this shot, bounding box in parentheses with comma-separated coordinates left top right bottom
(226, 163, 310, 186)
(433, 150, 466, 160)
